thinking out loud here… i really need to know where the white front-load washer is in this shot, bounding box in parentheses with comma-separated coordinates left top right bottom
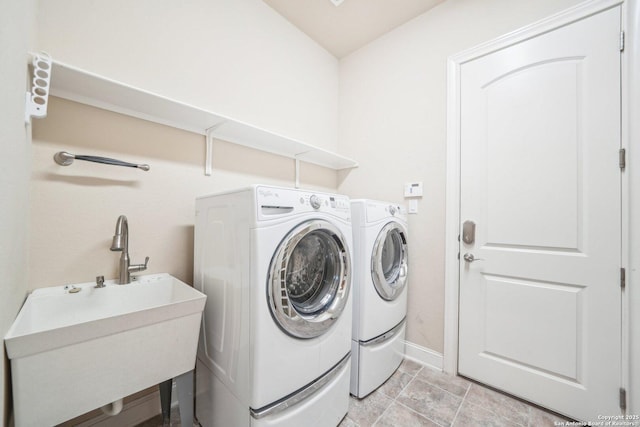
(350, 199, 409, 398)
(194, 185, 353, 427)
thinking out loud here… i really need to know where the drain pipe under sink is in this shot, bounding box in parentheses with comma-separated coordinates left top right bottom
(100, 398, 124, 416)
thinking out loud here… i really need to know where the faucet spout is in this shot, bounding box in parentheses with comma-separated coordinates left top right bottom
(110, 215, 148, 284)
(110, 215, 128, 253)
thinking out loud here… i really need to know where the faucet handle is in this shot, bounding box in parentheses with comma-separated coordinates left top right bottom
(128, 256, 150, 273)
(95, 275, 106, 288)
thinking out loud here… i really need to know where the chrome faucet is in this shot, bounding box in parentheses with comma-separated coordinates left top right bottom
(110, 215, 149, 284)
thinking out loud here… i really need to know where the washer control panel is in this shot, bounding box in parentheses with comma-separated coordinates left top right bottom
(330, 196, 350, 210)
(310, 194, 321, 209)
(257, 186, 350, 219)
(297, 193, 349, 211)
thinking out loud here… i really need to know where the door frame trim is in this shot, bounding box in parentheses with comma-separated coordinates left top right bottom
(623, 0, 638, 415)
(443, 0, 628, 392)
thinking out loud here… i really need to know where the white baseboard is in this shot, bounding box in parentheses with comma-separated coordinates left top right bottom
(404, 340, 444, 371)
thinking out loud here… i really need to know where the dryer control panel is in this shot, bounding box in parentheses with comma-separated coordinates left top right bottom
(365, 201, 408, 224)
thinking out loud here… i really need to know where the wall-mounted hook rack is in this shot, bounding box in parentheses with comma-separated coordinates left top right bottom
(25, 52, 52, 124)
(53, 151, 150, 171)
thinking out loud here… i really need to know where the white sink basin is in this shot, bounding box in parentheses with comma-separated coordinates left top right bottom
(4, 273, 206, 426)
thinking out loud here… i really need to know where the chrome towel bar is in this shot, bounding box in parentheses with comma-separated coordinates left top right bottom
(53, 151, 150, 171)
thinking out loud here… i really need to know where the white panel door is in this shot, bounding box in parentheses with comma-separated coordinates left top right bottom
(458, 6, 622, 421)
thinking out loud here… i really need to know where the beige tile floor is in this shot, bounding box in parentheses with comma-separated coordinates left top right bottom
(340, 359, 571, 427)
(137, 359, 571, 426)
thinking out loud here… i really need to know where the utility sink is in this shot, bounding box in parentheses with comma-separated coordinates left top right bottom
(4, 273, 206, 427)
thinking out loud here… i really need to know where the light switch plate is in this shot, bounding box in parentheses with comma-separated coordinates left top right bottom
(408, 199, 418, 214)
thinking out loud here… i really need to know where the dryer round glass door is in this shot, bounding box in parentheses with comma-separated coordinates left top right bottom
(371, 222, 408, 301)
(268, 219, 351, 339)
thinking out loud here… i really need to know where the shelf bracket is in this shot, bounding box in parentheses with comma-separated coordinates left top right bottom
(204, 123, 224, 176)
(295, 157, 300, 189)
(294, 152, 311, 189)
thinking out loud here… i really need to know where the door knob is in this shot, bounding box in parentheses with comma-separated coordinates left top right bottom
(463, 253, 483, 263)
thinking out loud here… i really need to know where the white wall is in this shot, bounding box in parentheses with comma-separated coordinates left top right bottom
(36, 0, 339, 152)
(338, 0, 584, 354)
(29, 0, 342, 289)
(0, 0, 36, 424)
(29, 97, 336, 289)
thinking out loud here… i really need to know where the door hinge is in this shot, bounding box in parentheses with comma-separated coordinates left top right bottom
(620, 387, 627, 410)
(620, 31, 625, 51)
(620, 148, 626, 170)
(621, 267, 626, 289)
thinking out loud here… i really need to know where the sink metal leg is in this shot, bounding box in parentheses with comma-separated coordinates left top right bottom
(158, 371, 194, 426)
(176, 370, 194, 427)
(159, 378, 172, 425)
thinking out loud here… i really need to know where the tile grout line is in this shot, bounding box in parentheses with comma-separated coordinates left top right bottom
(453, 386, 530, 427)
(415, 373, 470, 402)
(449, 383, 471, 426)
(391, 364, 469, 427)
(395, 400, 450, 427)
(372, 364, 422, 426)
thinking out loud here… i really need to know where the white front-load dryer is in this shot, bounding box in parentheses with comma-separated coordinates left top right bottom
(194, 185, 353, 427)
(350, 199, 409, 398)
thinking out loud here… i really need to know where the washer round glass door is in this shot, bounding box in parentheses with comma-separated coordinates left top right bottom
(371, 222, 408, 301)
(268, 219, 351, 339)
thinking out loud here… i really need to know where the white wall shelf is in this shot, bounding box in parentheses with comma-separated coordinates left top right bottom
(46, 59, 358, 172)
